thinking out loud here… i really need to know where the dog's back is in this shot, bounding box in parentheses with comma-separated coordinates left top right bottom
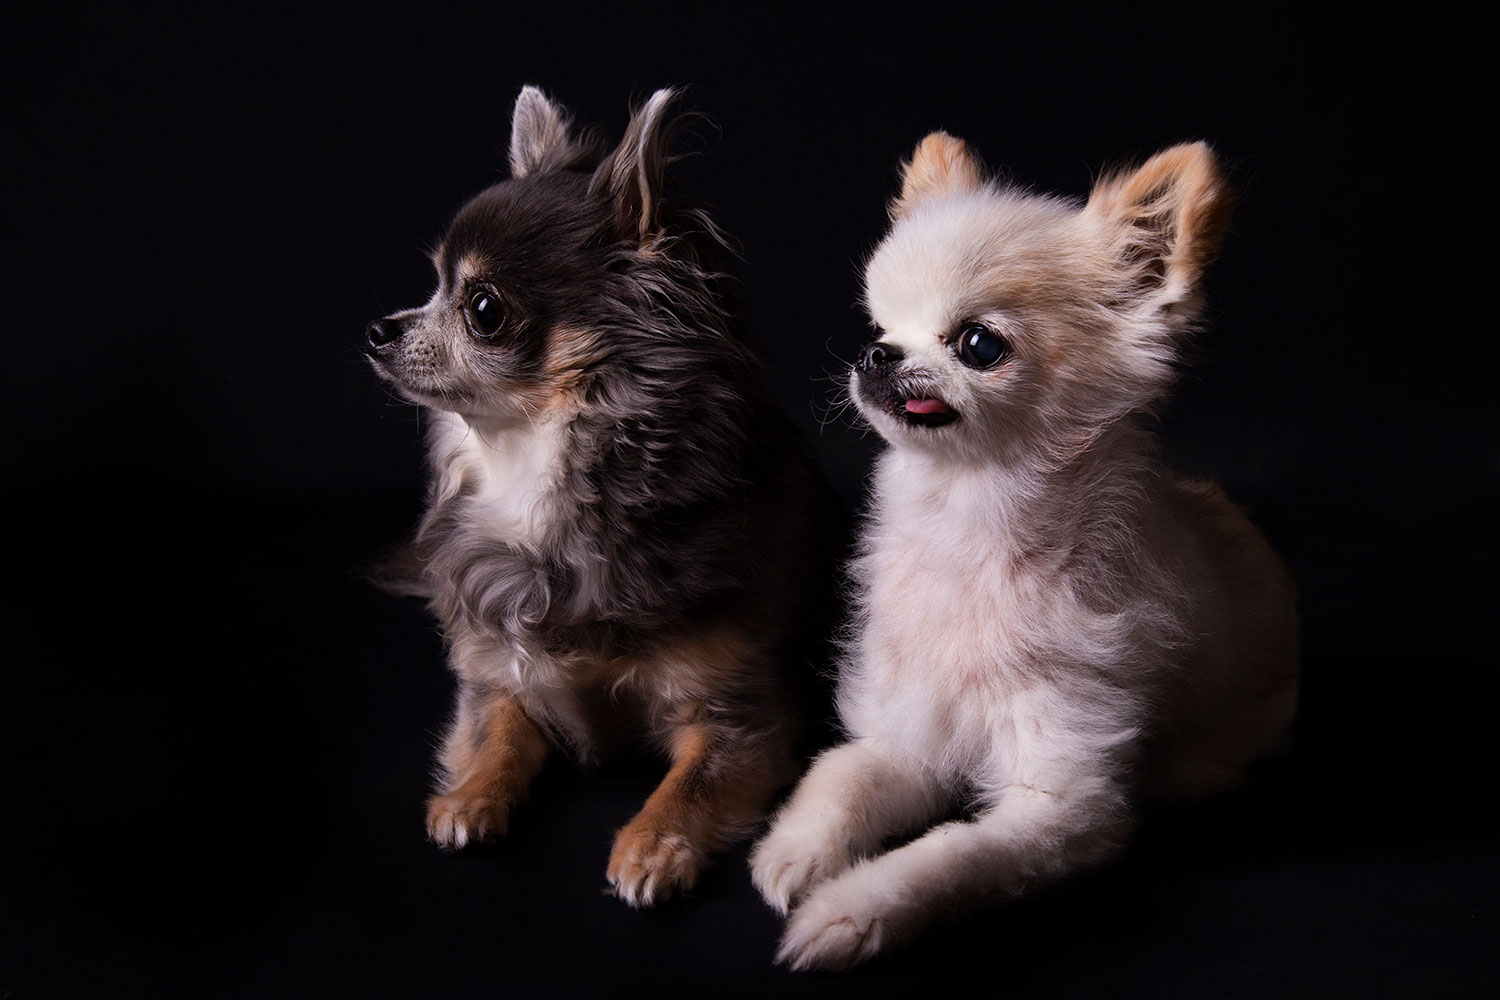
(1144, 475, 1299, 797)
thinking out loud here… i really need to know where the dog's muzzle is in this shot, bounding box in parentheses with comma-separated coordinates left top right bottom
(855, 341, 959, 428)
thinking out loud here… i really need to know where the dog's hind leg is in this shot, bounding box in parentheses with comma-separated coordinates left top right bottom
(750, 740, 949, 914)
(427, 685, 550, 849)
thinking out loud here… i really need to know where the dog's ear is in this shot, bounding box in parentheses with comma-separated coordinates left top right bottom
(509, 85, 581, 178)
(890, 131, 985, 220)
(590, 88, 678, 245)
(1085, 142, 1234, 313)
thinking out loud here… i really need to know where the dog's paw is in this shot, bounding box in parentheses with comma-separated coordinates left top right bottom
(606, 822, 705, 908)
(750, 819, 853, 915)
(777, 875, 891, 972)
(426, 792, 509, 849)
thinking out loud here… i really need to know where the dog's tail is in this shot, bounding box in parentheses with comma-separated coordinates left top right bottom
(358, 539, 433, 600)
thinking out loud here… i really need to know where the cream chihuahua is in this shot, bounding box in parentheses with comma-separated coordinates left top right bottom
(751, 134, 1298, 969)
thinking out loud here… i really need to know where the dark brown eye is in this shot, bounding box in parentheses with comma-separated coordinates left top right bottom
(956, 323, 1008, 369)
(467, 291, 502, 338)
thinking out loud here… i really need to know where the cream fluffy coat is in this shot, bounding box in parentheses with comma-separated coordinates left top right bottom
(750, 135, 1298, 970)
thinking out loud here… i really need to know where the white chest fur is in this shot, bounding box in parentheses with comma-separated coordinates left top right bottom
(428, 410, 571, 548)
(840, 451, 1142, 782)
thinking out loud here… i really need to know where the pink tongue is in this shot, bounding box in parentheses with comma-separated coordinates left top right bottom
(904, 397, 950, 414)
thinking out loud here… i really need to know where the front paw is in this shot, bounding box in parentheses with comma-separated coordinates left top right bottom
(750, 817, 853, 915)
(426, 791, 510, 849)
(606, 821, 705, 908)
(777, 873, 891, 972)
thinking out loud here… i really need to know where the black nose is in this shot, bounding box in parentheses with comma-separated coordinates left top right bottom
(859, 341, 903, 372)
(366, 318, 403, 348)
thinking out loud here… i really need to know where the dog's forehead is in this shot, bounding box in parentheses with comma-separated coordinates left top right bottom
(430, 250, 484, 289)
(439, 186, 522, 273)
(864, 190, 1080, 336)
(864, 217, 980, 336)
(439, 172, 594, 277)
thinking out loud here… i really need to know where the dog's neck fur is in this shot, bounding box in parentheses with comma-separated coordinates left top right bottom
(876, 418, 1161, 562)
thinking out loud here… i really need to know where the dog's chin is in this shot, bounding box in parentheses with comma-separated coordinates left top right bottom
(367, 359, 469, 413)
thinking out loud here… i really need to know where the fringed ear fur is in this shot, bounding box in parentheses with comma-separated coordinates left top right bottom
(889, 131, 985, 220)
(589, 88, 678, 246)
(508, 85, 584, 178)
(1085, 142, 1234, 311)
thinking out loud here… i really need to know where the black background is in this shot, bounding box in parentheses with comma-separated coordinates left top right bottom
(3, 4, 1494, 997)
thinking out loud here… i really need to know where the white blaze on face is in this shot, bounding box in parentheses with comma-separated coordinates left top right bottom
(863, 198, 986, 363)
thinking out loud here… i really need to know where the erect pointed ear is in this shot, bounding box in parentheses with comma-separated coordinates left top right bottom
(889, 131, 985, 220)
(589, 88, 678, 246)
(1085, 142, 1234, 311)
(508, 85, 581, 178)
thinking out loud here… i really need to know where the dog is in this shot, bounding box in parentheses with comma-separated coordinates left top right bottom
(749, 133, 1299, 968)
(364, 86, 826, 907)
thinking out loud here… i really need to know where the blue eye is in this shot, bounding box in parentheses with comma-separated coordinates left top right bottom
(956, 324, 1007, 369)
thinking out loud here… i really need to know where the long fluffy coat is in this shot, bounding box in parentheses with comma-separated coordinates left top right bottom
(751, 134, 1298, 969)
(366, 87, 827, 906)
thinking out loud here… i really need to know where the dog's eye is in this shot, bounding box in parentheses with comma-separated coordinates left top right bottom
(467, 291, 503, 338)
(955, 324, 1008, 369)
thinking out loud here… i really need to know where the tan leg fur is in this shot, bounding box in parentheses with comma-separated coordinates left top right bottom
(427, 693, 550, 849)
(608, 705, 789, 907)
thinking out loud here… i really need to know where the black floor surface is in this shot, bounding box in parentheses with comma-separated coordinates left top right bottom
(3, 500, 1494, 997)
